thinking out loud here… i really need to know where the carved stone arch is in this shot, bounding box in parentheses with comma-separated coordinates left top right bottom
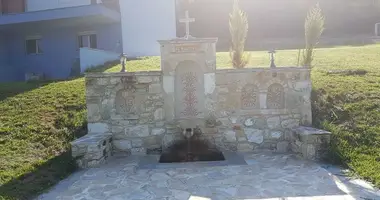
(175, 59, 204, 73)
(241, 84, 259, 110)
(264, 78, 287, 89)
(267, 83, 285, 109)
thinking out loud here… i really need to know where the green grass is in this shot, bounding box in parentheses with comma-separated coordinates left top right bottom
(1, 44, 379, 199)
(312, 70, 380, 187)
(101, 44, 380, 73)
(0, 79, 87, 200)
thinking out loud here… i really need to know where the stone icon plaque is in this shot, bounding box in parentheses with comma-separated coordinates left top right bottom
(241, 84, 259, 109)
(175, 61, 204, 119)
(181, 71, 199, 116)
(115, 89, 136, 115)
(114, 76, 144, 117)
(267, 83, 285, 109)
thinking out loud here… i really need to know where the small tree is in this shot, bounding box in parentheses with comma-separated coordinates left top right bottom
(302, 3, 325, 68)
(229, 0, 250, 69)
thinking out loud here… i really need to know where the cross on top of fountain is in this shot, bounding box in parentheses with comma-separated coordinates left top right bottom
(179, 10, 195, 40)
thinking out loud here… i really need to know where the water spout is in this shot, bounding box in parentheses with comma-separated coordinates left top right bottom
(182, 128, 194, 161)
(183, 128, 194, 139)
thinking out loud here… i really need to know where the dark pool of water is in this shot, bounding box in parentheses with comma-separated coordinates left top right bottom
(159, 139, 225, 163)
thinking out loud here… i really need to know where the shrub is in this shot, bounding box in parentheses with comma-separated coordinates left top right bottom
(229, 0, 250, 69)
(302, 3, 325, 68)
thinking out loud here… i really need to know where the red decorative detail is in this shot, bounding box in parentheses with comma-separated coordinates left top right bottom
(181, 72, 200, 116)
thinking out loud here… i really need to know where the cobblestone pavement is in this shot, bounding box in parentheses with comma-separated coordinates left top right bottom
(38, 152, 380, 200)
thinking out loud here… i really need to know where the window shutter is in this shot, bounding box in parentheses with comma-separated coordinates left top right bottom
(78, 36, 83, 48)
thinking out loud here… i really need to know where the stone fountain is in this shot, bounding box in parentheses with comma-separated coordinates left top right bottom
(158, 10, 218, 138)
(157, 11, 223, 162)
(72, 9, 330, 168)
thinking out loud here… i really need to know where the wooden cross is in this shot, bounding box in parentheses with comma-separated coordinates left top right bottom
(179, 11, 195, 39)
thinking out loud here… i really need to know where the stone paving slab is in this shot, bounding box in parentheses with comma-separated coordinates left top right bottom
(37, 152, 380, 200)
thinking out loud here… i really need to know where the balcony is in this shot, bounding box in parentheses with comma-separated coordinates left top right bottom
(0, 1, 120, 29)
(26, 0, 104, 12)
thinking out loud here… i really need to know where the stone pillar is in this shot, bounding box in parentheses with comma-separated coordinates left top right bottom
(158, 38, 218, 130)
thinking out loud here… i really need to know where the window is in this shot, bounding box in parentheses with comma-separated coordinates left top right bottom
(25, 37, 43, 55)
(78, 32, 97, 49)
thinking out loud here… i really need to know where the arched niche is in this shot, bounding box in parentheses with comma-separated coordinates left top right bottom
(241, 84, 259, 110)
(267, 83, 285, 109)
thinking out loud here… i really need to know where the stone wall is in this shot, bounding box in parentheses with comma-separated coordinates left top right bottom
(210, 67, 312, 152)
(85, 67, 312, 154)
(86, 72, 166, 154)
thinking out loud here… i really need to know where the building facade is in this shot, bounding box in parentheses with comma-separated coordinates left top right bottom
(0, 0, 177, 82)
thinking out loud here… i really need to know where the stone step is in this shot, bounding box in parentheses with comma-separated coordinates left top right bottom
(70, 133, 113, 169)
(291, 126, 332, 160)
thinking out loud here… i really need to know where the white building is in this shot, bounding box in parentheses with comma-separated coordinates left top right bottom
(120, 0, 177, 57)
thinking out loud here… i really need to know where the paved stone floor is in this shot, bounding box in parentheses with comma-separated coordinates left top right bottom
(37, 152, 380, 200)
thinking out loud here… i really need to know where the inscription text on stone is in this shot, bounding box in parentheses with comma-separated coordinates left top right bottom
(173, 44, 201, 53)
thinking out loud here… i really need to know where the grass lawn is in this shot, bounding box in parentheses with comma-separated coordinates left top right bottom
(0, 44, 379, 199)
(0, 79, 87, 200)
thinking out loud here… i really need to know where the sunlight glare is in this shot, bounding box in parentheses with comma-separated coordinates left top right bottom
(188, 196, 211, 200)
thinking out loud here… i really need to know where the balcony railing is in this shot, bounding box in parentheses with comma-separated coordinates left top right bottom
(26, 0, 102, 12)
(0, 1, 120, 26)
(0, 0, 119, 15)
